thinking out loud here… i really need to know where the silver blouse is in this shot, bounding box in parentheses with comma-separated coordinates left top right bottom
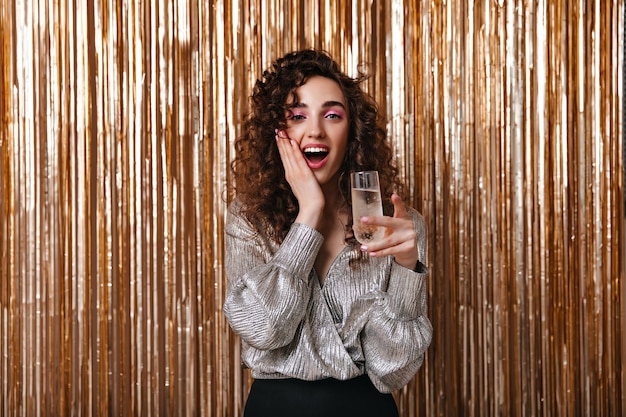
(223, 199, 432, 394)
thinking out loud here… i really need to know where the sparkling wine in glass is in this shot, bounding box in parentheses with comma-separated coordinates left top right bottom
(351, 170, 385, 244)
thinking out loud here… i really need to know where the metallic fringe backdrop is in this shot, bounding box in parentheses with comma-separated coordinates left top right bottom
(0, 0, 624, 416)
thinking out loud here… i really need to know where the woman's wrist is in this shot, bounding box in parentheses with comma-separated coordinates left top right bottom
(295, 206, 324, 230)
(393, 253, 419, 271)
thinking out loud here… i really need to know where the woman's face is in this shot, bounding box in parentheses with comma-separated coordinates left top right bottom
(283, 76, 350, 186)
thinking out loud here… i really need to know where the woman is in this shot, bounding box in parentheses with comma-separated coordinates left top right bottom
(224, 49, 432, 417)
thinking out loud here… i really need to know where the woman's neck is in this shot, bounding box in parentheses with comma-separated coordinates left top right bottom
(320, 178, 345, 214)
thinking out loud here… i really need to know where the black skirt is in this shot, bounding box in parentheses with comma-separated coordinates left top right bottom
(243, 375, 399, 417)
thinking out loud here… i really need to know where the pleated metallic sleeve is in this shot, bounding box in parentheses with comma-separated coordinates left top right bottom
(223, 199, 432, 394)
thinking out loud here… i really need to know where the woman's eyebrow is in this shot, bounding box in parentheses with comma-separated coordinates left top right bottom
(322, 100, 346, 109)
(290, 100, 346, 109)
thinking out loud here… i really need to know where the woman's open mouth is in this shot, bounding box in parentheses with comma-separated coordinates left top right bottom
(303, 146, 329, 169)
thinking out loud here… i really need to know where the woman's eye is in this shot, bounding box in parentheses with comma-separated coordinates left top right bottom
(326, 113, 341, 119)
(289, 114, 306, 120)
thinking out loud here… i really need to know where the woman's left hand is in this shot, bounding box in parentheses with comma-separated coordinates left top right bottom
(357, 193, 419, 270)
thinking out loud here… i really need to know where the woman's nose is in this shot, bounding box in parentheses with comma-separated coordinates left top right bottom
(306, 119, 324, 138)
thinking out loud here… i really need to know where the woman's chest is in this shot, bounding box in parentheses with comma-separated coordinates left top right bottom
(317, 252, 388, 325)
(314, 219, 349, 283)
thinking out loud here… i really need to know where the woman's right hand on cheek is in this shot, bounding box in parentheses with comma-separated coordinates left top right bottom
(275, 131, 325, 228)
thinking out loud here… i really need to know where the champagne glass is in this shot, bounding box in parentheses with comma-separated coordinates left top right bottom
(350, 171, 385, 244)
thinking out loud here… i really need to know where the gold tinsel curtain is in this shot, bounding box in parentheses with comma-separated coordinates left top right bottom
(0, 1, 624, 416)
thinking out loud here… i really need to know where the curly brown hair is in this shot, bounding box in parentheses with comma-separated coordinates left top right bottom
(231, 49, 405, 243)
